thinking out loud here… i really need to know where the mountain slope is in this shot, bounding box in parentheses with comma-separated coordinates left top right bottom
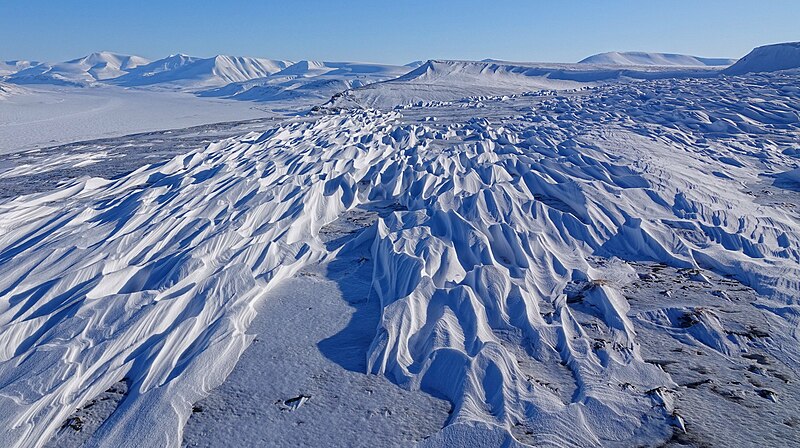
(199, 61, 409, 104)
(0, 60, 39, 76)
(723, 41, 800, 75)
(7, 52, 150, 86)
(579, 51, 735, 67)
(113, 54, 293, 89)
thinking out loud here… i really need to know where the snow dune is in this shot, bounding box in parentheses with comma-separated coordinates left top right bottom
(1, 63, 799, 446)
(579, 51, 735, 67)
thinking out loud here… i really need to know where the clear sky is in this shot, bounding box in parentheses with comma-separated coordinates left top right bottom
(2, 0, 798, 64)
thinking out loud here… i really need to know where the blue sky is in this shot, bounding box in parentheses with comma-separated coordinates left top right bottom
(2, 0, 798, 64)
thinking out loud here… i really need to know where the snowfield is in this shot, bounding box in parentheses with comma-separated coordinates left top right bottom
(0, 43, 799, 447)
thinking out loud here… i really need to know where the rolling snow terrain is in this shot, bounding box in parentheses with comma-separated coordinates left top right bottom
(0, 43, 799, 447)
(578, 51, 736, 67)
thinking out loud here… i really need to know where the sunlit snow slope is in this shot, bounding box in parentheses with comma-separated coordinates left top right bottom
(723, 41, 800, 75)
(0, 62, 799, 447)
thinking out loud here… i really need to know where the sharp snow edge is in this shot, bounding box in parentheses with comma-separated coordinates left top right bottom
(0, 73, 799, 447)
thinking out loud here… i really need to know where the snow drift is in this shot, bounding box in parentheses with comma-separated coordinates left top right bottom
(1, 63, 799, 447)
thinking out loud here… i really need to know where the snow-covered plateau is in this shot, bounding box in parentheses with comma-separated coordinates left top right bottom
(0, 42, 799, 447)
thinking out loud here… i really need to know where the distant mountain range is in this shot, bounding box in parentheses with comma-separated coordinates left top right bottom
(2, 44, 798, 102)
(578, 51, 736, 67)
(1, 52, 413, 96)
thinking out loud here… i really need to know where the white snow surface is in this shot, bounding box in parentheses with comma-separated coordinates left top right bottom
(0, 60, 799, 447)
(579, 52, 735, 67)
(723, 41, 800, 75)
(0, 85, 272, 154)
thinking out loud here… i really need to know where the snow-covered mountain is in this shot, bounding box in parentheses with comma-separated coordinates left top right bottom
(579, 51, 735, 67)
(0, 60, 39, 76)
(4, 53, 291, 89)
(112, 54, 293, 89)
(199, 61, 409, 103)
(723, 41, 800, 75)
(328, 59, 719, 109)
(7, 52, 150, 86)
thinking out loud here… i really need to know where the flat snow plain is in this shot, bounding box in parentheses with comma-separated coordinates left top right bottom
(0, 53, 799, 448)
(0, 85, 272, 154)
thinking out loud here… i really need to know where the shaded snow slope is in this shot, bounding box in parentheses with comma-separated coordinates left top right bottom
(112, 54, 292, 89)
(7, 52, 150, 86)
(579, 52, 735, 67)
(328, 60, 720, 109)
(723, 41, 800, 75)
(1, 67, 799, 447)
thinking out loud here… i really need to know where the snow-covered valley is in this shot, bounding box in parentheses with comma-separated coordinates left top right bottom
(1, 42, 799, 447)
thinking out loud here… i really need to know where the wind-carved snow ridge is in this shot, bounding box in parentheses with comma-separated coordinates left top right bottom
(1, 68, 800, 447)
(0, 111, 404, 447)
